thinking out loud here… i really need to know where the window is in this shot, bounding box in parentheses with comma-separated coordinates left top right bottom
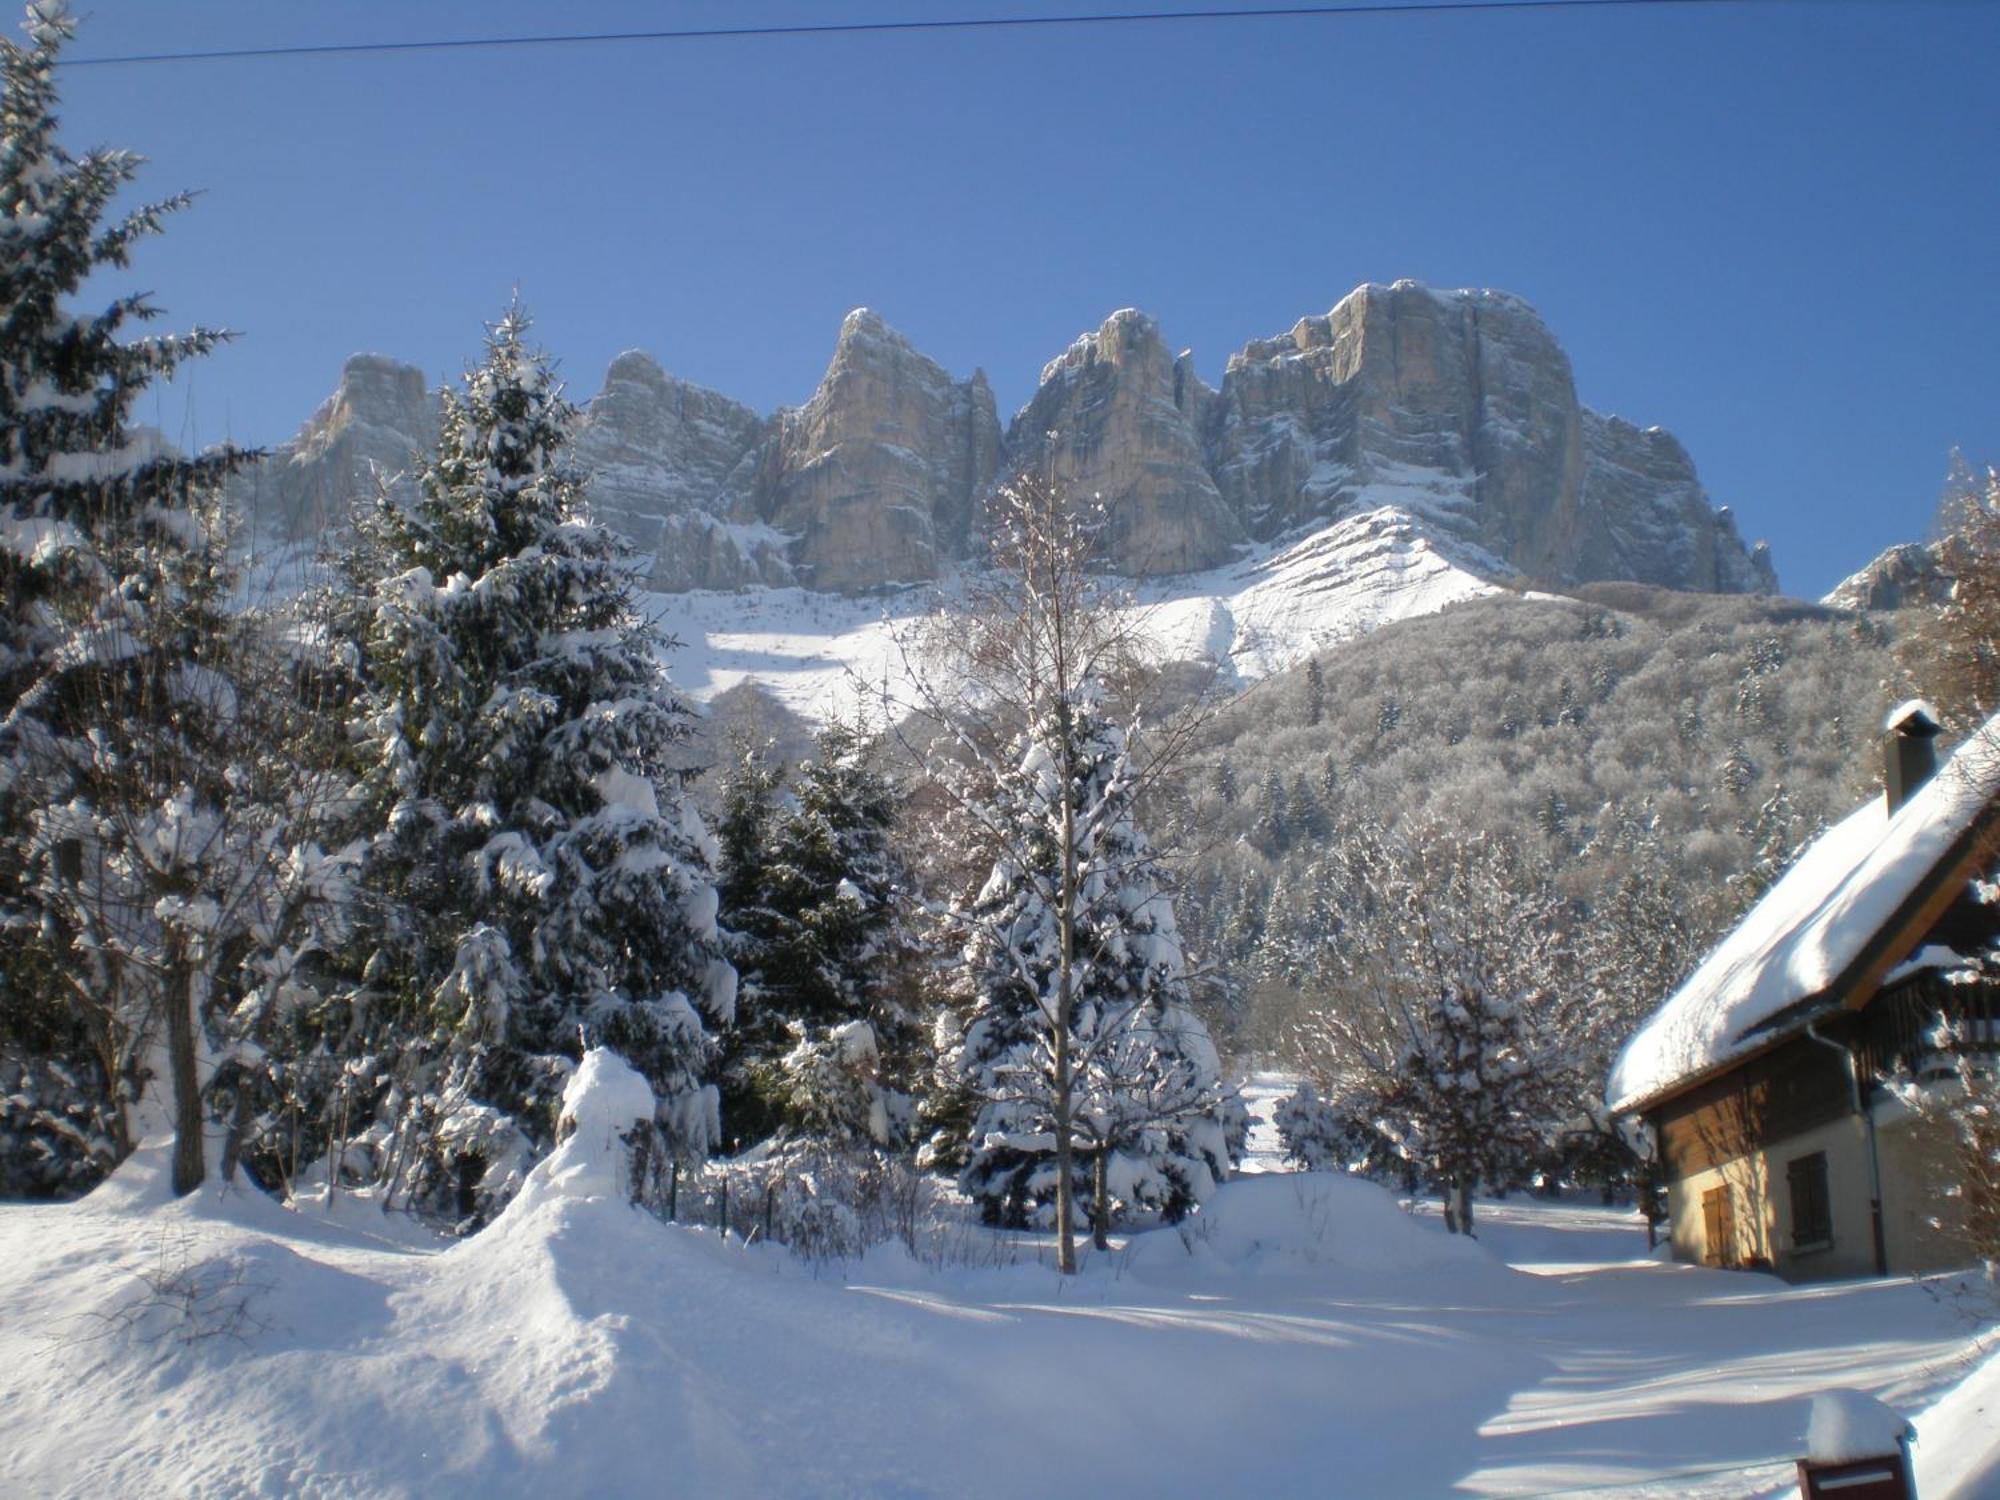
(1788, 1151, 1833, 1251)
(1701, 1185, 1736, 1266)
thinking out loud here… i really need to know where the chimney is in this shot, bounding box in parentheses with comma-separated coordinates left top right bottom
(1883, 700, 1942, 813)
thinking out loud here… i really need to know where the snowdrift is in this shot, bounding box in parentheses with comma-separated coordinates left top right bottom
(1, 1070, 1995, 1499)
(1123, 1171, 1501, 1279)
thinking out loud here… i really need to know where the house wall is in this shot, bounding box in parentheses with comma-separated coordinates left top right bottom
(1664, 1104, 1980, 1280)
(1875, 1107, 1979, 1274)
(1665, 1114, 1880, 1280)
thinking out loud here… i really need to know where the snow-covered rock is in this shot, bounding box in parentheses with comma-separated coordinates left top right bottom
(1826, 539, 1951, 612)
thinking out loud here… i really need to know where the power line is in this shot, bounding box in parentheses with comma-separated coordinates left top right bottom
(59, 0, 1794, 69)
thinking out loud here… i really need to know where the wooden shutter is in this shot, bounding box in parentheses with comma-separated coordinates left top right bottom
(1702, 1186, 1736, 1267)
(1788, 1152, 1832, 1249)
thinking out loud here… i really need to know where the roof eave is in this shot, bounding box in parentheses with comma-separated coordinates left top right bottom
(1616, 794, 2000, 1120)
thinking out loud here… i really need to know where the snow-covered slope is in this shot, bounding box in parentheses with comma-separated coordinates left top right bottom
(653, 504, 1502, 720)
(6, 1134, 1996, 1499)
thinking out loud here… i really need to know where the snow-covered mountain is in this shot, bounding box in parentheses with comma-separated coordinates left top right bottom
(651, 503, 1503, 719)
(230, 281, 1776, 708)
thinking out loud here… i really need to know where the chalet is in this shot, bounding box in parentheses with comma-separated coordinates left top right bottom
(1608, 703, 2000, 1280)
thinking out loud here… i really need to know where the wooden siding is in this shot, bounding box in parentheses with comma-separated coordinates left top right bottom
(1658, 1032, 1853, 1178)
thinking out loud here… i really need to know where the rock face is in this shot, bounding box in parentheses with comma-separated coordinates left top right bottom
(1825, 541, 1950, 612)
(748, 310, 999, 592)
(1005, 309, 1242, 575)
(231, 354, 435, 541)
(245, 283, 1775, 599)
(571, 351, 790, 593)
(1197, 282, 1775, 592)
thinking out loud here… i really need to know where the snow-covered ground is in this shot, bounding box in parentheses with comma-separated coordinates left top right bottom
(646, 504, 1503, 720)
(4, 1123, 1994, 1500)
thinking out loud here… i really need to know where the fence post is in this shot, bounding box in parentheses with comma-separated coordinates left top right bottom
(719, 1177, 729, 1238)
(667, 1160, 678, 1223)
(764, 1182, 775, 1244)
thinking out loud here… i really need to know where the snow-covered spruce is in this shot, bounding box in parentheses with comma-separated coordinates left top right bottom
(716, 718, 922, 1151)
(0, 1, 349, 1201)
(339, 304, 732, 1227)
(944, 701, 1235, 1236)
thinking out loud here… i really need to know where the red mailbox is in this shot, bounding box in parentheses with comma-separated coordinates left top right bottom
(1798, 1389, 1917, 1500)
(1795, 1449, 1915, 1500)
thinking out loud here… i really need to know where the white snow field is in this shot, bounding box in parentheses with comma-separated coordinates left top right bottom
(3, 1125, 1995, 1500)
(646, 503, 1502, 720)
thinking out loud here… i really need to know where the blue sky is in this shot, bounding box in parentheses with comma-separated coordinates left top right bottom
(51, 0, 2000, 598)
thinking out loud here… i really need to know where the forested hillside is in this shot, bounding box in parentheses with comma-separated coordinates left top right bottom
(1161, 585, 1917, 1121)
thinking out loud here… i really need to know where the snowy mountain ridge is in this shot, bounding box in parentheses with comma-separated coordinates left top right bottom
(231, 280, 1774, 603)
(649, 494, 1508, 720)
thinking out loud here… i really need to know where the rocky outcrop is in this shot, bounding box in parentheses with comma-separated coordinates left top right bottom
(748, 309, 999, 592)
(243, 284, 1775, 600)
(1199, 281, 1774, 592)
(1575, 412, 1776, 593)
(573, 351, 766, 557)
(571, 351, 791, 592)
(1825, 541, 1950, 612)
(231, 354, 435, 541)
(1005, 310, 1242, 576)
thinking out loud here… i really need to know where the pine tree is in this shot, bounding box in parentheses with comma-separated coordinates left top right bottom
(719, 719, 921, 1150)
(0, 2, 318, 1198)
(345, 305, 732, 1224)
(948, 704, 1233, 1239)
(1288, 771, 1327, 844)
(1303, 656, 1326, 728)
(1720, 738, 1758, 799)
(1254, 766, 1290, 852)
(713, 735, 787, 1146)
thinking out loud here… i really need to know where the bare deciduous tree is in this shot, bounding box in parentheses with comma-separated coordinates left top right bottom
(881, 470, 1220, 1273)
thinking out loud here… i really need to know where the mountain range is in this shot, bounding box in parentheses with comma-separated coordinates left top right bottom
(232, 281, 1777, 642)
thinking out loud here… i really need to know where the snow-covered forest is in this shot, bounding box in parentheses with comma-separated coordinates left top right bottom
(2, 6, 1998, 1497)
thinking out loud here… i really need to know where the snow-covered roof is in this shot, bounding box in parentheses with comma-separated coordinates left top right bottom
(1608, 714, 2000, 1114)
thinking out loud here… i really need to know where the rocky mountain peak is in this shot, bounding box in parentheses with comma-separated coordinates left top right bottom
(753, 308, 1000, 591)
(229, 352, 434, 541)
(245, 283, 1776, 606)
(1007, 308, 1241, 576)
(573, 349, 770, 587)
(1207, 279, 1775, 593)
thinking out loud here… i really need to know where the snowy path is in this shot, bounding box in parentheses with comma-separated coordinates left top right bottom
(1, 1151, 1993, 1500)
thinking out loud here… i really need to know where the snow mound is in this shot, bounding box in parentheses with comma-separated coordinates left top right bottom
(506, 1049, 656, 1215)
(1124, 1172, 1498, 1277)
(1805, 1388, 1914, 1464)
(1912, 1338, 2000, 1500)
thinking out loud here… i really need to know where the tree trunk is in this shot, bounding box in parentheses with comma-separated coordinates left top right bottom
(1454, 1179, 1475, 1238)
(219, 1073, 252, 1185)
(1052, 783, 1077, 1275)
(167, 955, 205, 1197)
(1092, 1146, 1111, 1252)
